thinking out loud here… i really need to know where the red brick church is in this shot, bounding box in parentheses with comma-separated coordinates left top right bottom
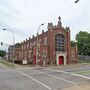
(8, 16, 78, 65)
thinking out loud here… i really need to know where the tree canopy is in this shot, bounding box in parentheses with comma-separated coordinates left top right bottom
(71, 41, 76, 47)
(0, 50, 6, 57)
(14, 43, 21, 48)
(75, 31, 90, 55)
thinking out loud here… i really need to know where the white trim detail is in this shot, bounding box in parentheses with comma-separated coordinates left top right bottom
(56, 52, 66, 65)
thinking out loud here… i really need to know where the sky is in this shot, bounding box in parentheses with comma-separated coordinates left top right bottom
(0, 0, 90, 50)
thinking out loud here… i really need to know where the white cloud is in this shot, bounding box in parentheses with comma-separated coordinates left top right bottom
(0, 0, 90, 49)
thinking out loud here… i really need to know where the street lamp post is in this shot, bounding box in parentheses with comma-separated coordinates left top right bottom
(36, 24, 44, 67)
(74, 0, 79, 3)
(2, 29, 15, 66)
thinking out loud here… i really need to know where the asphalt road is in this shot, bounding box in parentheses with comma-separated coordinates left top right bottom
(60, 65, 90, 77)
(0, 64, 90, 90)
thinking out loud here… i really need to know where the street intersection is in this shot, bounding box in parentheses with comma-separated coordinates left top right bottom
(0, 64, 90, 90)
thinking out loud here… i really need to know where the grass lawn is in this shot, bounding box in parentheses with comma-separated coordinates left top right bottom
(75, 70, 90, 75)
(0, 60, 14, 68)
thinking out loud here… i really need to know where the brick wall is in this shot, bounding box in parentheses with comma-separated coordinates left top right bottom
(11, 17, 78, 64)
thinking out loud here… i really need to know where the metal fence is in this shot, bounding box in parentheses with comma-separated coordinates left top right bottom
(78, 55, 90, 63)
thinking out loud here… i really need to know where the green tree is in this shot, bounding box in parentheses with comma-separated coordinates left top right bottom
(14, 43, 21, 48)
(71, 40, 76, 47)
(0, 50, 6, 57)
(75, 31, 90, 55)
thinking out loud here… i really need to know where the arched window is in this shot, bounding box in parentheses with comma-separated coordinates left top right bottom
(55, 34, 65, 52)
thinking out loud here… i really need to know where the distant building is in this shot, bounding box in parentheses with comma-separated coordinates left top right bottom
(8, 17, 78, 65)
(8, 43, 21, 62)
(8, 45, 13, 60)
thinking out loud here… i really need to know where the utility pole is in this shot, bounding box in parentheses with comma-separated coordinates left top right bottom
(36, 24, 44, 68)
(2, 28, 15, 67)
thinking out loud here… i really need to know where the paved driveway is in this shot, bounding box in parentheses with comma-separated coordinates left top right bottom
(0, 64, 90, 90)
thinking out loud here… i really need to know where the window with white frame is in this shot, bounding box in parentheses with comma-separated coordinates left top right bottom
(44, 37, 47, 44)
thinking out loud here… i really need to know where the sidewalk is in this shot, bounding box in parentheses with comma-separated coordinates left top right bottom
(62, 85, 90, 90)
(15, 64, 35, 70)
(47, 63, 90, 70)
(15, 63, 90, 70)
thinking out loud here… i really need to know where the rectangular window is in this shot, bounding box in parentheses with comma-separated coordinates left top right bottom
(24, 45, 26, 49)
(39, 39, 41, 44)
(33, 41, 36, 46)
(27, 43, 29, 49)
(30, 43, 32, 48)
(22, 45, 23, 50)
(42, 51, 47, 58)
(44, 37, 47, 44)
(28, 50, 32, 58)
(25, 51, 27, 58)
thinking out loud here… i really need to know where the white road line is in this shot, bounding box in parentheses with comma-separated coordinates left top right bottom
(46, 69, 90, 80)
(28, 69, 77, 85)
(32, 69, 77, 85)
(46, 73, 77, 85)
(46, 69, 69, 74)
(16, 70, 52, 90)
(71, 73, 90, 79)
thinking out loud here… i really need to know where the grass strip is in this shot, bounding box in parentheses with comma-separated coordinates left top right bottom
(0, 60, 14, 68)
(75, 70, 90, 75)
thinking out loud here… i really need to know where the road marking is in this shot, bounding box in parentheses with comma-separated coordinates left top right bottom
(45, 69, 70, 74)
(71, 73, 90, 79)
(46, 73, 77, 85)
(16, 70, 52, 90)
(29, 69, 77, 85)
(46, 69, 90, 80)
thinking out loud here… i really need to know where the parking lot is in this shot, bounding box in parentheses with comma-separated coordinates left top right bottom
(0, 64, 90, 90)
